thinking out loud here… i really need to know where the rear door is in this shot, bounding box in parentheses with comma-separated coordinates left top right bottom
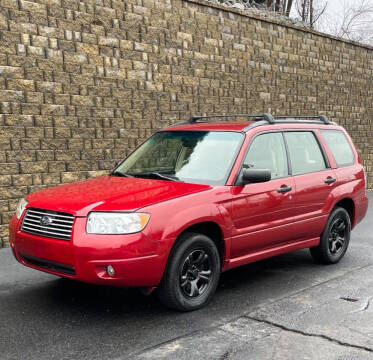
(230, 131, 296, 258)
(283, 130, 337, 241)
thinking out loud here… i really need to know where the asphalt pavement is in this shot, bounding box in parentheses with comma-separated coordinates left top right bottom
(1, 193, 373, 360)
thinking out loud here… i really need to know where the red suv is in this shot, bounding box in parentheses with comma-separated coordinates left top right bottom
(9, 114, 368, 311)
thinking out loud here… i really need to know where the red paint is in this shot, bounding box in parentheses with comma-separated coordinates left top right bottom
(23, 176, 211, 216)
(9, 121, 369, 288)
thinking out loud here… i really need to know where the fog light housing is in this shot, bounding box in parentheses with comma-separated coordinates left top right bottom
(106, 265, 115, 277)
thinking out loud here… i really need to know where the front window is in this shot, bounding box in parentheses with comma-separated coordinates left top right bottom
(114, 131, 243, 185)
(243, 132, 289, 179)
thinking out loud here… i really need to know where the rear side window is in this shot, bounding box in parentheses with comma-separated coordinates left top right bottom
(244, 132, 288, 179)
(321, 130, 355, 167)
(284, 132, 326, 175)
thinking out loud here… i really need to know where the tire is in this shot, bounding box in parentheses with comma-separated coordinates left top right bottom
(157, 232, 221, 312)
(310, 207, 351, 264)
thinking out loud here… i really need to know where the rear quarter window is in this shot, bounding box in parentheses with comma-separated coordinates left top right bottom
(320, 130, 355, 167)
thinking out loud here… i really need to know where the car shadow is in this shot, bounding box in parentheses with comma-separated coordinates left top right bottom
(2, 248, 352, 359)
(33, 249, 315, 316)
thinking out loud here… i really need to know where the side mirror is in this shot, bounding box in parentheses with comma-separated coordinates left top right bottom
(237, 168, 271, 186)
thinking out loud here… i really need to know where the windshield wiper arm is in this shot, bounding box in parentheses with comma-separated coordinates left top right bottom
(133, 172, 180, 182)
(110, 170, 134, 178)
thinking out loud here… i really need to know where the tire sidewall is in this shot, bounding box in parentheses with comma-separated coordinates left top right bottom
(166, 233, 221, 311)
(321, 207, 351, 263)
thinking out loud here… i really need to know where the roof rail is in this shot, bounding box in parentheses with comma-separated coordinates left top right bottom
(178, 113, 275, 125)
(170, 113, 332, 129)
(273, 115, 330, 124)
(189, 113, 275, 124)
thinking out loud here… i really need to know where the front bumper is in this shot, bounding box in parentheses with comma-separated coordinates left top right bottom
(9, 215, 165, 287)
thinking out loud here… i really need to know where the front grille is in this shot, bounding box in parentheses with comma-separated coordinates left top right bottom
(21, 208, 74, 240)
(20, 253, 76, 275)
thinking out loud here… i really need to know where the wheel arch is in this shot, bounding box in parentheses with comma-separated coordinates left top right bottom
(163, 221, 226, 275)
(178, 221, 225, 262)
(333, 197, 355, 228)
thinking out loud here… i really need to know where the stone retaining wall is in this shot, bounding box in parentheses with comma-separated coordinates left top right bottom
(0, 0, 372, 246)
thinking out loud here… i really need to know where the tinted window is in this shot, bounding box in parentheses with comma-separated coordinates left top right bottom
(321, 130, 355, 167)
(284, 132, 326, 175)
(243, 132, 288, 179)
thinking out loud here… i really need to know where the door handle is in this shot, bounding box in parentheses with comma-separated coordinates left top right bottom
(324, 177, 336, 184)
(277, 185, 292, 193)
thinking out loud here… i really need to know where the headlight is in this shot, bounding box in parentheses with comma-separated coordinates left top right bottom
(86, 212, 150, 234)
(16, 198, 28, 219)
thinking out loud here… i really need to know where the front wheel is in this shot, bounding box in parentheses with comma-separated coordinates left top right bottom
(157, 232, 221, 311)
(310, 207, 351, 264)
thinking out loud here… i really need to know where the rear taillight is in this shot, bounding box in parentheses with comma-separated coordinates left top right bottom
(363, 167, 367, 189)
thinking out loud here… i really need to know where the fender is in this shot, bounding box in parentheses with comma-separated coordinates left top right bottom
(161, 203, 229, 249)
(324, 179, 360, 226)
(142, 199, 232, 277)
(161, 208, 228, 242)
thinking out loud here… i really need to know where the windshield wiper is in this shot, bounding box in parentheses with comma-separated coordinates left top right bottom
(132, 172, 180, 182)
(110, 170, 134, 178)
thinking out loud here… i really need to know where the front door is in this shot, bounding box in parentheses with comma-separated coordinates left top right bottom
(230, 132, 296, 258)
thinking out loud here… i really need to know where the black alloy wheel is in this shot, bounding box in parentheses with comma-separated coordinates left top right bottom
(310, 207, 351, 264)
(180, 249, 212, 298)
(157, 232, 221, 311)
(328, 217, 348, 255)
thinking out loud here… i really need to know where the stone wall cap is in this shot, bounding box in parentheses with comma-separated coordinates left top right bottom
(185, 0, 373, 52)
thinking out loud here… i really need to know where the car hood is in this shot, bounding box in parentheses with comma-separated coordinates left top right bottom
(25, 176, 211, 216)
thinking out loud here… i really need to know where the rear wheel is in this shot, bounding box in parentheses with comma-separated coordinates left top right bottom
(157, 232, 221, 311)
(310, 207, 351, 264)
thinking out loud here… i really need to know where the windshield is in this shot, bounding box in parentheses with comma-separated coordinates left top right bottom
(115, 131, 244, 185)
